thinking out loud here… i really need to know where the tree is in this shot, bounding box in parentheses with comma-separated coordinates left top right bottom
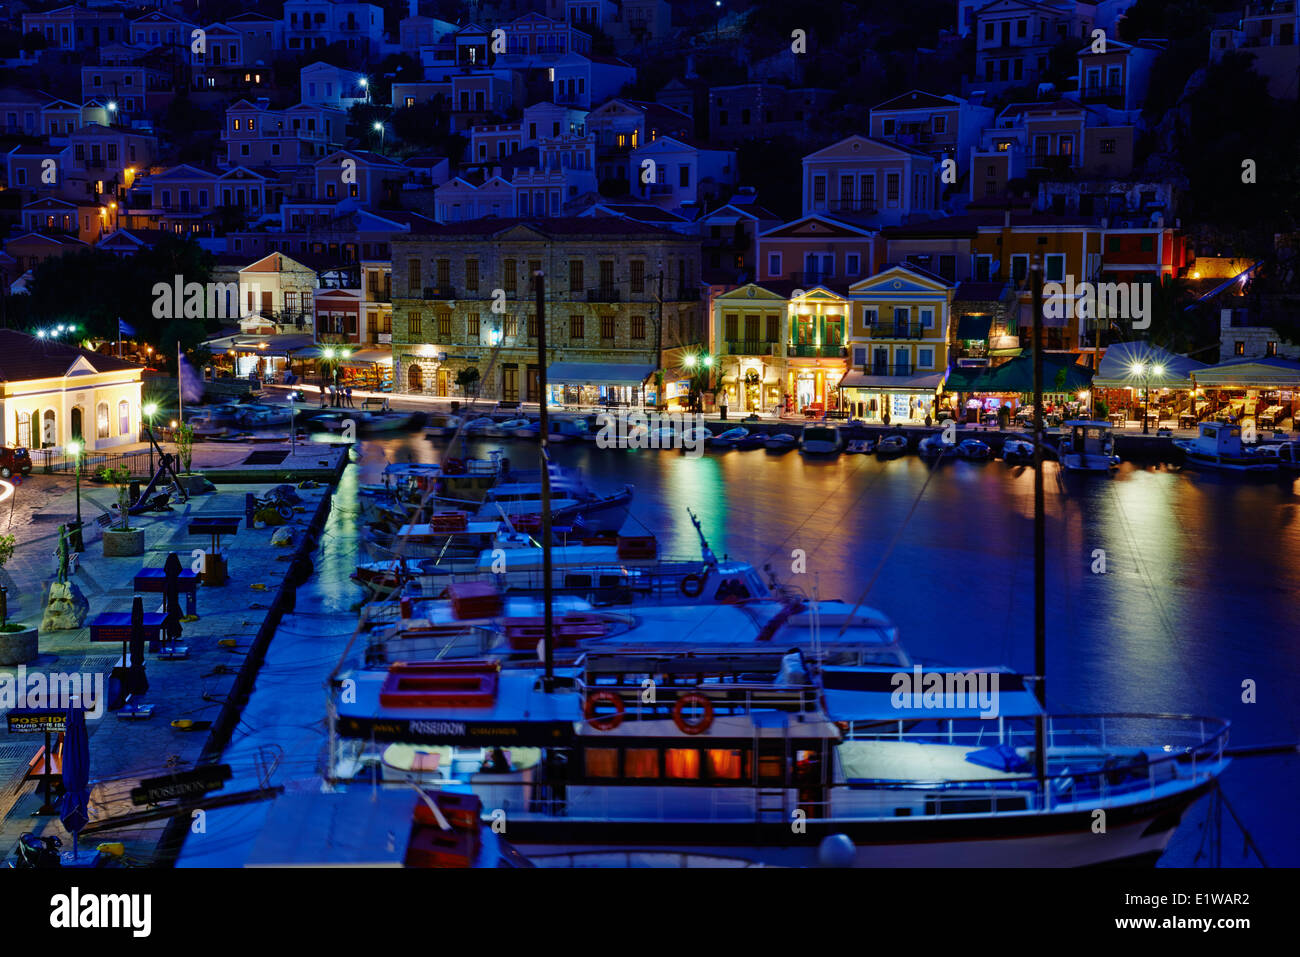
(455, 367, 481, 396)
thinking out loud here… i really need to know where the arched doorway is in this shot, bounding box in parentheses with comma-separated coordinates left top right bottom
(42, 410, 56, 447)
(407, 363, 423, 393)
(743, 370, 761, 413)
(70, 407, 83, 441)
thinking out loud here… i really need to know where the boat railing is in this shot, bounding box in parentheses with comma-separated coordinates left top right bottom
(838, 712, 1229, 810)
(579, 677, 824, 717)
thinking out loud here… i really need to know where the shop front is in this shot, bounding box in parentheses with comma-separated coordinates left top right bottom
(546, 361, 653, 409)
(721, 358, 783, 415)
(943, 354, 1094, 427)
(839, 371, 944, 424)
(786, 361, 846, 417)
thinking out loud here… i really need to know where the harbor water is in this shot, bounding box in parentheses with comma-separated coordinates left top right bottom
(179, 433, 1300, 866)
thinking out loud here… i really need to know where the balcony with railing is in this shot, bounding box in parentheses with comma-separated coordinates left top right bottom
(867, 322, 926, 340)
(869, 361, 912, 377)
(725, 339, 777, 356)
(788, 342, 845, 358)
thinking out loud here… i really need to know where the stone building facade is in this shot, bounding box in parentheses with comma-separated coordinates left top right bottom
(390, 219, 703, 402)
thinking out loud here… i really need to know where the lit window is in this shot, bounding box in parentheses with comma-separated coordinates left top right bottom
(665, 749, 700, 779)
(624, 749, 659, 778)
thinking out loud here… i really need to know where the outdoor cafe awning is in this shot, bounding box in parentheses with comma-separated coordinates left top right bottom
(341, 348, 394, 366)
(1091, 341, 1206, 390)
(547, 361, 653, 387)
(1191, 357, 1300, 389)
(839, 371, 946, 392)
(205, 333, 317, 358)
(944, 354, 1093, 393)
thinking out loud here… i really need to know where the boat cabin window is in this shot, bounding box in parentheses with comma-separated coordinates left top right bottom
(580, 745, 770, 783)
(598, 574, 624, 588)
(665, 749, 701, 779)
(715, 578, 752, 601)
(564, 573, 592, 588)
(707, 749, 744, 779)
(625, 748, 659, 778)
(584, 747, 619, 777)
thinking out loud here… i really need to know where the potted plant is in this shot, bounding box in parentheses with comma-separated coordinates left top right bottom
(0, 533, 38, 664)
(173, 422, 206, 495)
(101, 466, 145, 557)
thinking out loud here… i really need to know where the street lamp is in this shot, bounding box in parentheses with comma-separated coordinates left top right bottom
(1132, 362, 1165, 434)
(360, 76, 370, 103)
(143, 401, 158, 474)
(66, 439, 84, 552)
(373, 121, 385, 152)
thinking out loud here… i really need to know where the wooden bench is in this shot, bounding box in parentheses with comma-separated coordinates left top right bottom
(15, 734, 63, 794)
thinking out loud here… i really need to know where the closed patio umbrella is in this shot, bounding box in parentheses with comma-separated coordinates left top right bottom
(57, 699, 90, 860)
(128, 595, 149, 698)
(162, 552, 184, 651)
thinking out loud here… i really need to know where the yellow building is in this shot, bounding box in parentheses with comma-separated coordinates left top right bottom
(710, 282, 850, 415)
(0, 331, 144, 451)
(842, 264, 955, 423)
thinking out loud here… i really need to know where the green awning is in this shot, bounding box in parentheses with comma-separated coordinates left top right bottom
(955, 316, 993, 341)
(944, 354, 1093, 393)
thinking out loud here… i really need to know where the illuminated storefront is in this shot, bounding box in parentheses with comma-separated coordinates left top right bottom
(839, 371, 944, 423)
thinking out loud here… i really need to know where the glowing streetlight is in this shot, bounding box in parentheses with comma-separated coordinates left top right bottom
(143, 401, 158, 473)
(372, 120, 385, 151)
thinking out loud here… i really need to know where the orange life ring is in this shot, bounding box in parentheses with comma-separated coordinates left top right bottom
(584, 690, 624, 731)
(679, 574, 705, 598)
(672, 693, 714, 735)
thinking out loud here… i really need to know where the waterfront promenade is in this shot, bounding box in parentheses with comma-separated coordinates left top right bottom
(0, 442, 345, 864)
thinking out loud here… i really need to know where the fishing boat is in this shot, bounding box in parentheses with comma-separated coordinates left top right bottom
(543, 417, 588, 443)
(710, 427, 748, 449)
(326, 651, 1230, 866)
(1058, 420, 1120, 473)
(875, 434, 908, 459)
(462, 416, 496, 436)
(734, 432, 766, 451)
(1173, 422, 1276, 474)
(764, 432, 796, 452)
(1254, 440, 1300, 470)
(846, 438, 875, 454)
(512, 420, 540, 439)
(957, 438, 992, 461)
(799, 424, 842, 456)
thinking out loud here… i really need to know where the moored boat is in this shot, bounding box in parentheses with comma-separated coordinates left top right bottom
(764, 432, 796, 452)
(875, 434, 908, 459)
(957, 438, 992, 461)
(1173, 422, 1277, 474)
(1059, 420, 1120, 473)
(799, 424, 842, 456)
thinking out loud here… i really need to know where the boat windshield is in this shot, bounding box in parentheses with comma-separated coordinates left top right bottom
(805, 428, 835, 442)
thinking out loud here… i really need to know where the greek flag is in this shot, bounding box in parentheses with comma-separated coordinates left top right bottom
(118, 318, 136, 336)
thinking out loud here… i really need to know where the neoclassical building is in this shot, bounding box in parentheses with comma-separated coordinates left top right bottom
(0, 331, 144, 451)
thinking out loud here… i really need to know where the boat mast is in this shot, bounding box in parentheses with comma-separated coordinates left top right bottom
(686, 507, 717, 567)
(535, 267, 555, 691)
(1030, 255, 1047, 803)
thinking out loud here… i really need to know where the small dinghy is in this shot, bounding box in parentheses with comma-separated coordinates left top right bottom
(918, 434, 954, 459)
(763, 432, 796, 451)
(957, 438, 993, 461)
(735, 433, 766, 451)
(846, 438, 875, 454)
(1001, 437, 1036, 464)
(875, 434, 908, 459)
(711, 427, 748, 449)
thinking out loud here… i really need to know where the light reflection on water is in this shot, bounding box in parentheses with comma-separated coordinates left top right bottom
(356, 435, 1300, 865)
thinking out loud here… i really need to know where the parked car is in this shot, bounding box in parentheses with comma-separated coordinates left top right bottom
(0, 445, 33, 478)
